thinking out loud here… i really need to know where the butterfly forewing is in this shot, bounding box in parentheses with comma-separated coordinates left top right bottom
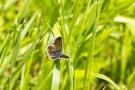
(53, 37, 62, 52)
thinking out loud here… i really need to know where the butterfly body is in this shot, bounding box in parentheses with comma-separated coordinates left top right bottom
(46, 37, 69, 60)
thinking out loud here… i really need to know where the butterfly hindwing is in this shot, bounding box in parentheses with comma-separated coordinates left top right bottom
(46, 45, 57, 59)
(47, 45, 57, 54)
(53, 37, 62, 52)
(49, 55, 59, 60)
(47, 45, 62, 60)
(59, 54, 69, 59)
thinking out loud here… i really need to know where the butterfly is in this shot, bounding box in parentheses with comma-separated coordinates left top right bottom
(46, 37, 69, 60)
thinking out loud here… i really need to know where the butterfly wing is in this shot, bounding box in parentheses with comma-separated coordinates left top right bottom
(53, 37, 62, 52)
(46, 45, 59, 60)
(47, 37, 69, 60)
(59, 54, 69, 59)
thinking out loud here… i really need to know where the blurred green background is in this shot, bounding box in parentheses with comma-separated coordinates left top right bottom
(0, 0, 135, 90)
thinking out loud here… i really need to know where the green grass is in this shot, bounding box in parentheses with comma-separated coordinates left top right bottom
(0, 0, 135, 90)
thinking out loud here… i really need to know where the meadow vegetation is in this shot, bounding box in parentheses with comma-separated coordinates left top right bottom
(0, 0, 135, 90)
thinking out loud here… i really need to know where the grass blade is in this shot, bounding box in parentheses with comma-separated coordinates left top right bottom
(17, 0, 31, 24)
(83, 0, 102, 89)
(21, 11, 37, 40)
(67, 60, 74, 90)
(37, 70, 53, 90)
(94, 73, 120, 90)
(51, 60, 60, 90)
(2, 31, 43, 90)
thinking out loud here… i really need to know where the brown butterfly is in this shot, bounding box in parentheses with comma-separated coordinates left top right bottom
(46, 37, 69, 60)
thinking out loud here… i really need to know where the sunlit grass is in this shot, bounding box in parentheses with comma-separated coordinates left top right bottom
(0, 0, 135, 90)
